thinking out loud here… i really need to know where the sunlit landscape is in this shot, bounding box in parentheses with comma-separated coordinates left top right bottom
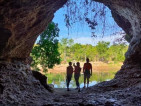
(47, 62, 121, 88)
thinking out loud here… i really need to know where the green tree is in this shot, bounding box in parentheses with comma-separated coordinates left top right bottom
(59, 38, 74, 63)
(71, 43, 84, 61)
(58, 38, 127, 63)
(31, 22, 60, 72)
(85, 45, 98, 61)
(96, 41, 110, 62)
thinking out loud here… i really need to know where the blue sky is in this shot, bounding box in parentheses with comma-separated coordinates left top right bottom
(52, 3, 125, 45)
(36, 2, 126, 45)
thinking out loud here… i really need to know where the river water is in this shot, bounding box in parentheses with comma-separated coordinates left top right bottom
(46, 71, 117, 88)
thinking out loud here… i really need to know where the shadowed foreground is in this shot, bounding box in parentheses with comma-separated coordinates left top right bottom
(0, 62, 141, 105)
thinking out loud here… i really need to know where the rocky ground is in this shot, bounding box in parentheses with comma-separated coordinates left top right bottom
(51, 79, 141, 106)
(0, 62, 141, 106)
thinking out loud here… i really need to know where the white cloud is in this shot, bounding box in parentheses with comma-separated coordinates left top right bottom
(72, 33, 128, 46)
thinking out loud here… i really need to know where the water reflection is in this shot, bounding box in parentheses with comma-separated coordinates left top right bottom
(46, 71, 116, 88)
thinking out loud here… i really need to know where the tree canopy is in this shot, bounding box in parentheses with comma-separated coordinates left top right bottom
(58, 38, 128, 63)
(31, 22, 60, 72)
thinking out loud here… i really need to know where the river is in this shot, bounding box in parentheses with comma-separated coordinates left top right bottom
(46, 70, 117, 88)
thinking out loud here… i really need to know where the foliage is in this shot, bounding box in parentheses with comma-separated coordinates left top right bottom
(31, 22, 60, 72)
(96, 41, 110, 62)
(58, 38, 74, 63)
(58, 38, 128, 63)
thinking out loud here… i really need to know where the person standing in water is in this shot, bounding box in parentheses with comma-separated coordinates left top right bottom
(74, 62, 81, 91)
(83, 58, 92, 88)
(66, 62, 73, 91)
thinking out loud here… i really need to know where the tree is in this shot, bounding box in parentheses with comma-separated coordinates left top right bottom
(59, 38, 74, 63)
(96, 41, 110, 62)
(71, 43, 84, 61)
(58, 38, 127, 63)
(31, 22, 60, 72)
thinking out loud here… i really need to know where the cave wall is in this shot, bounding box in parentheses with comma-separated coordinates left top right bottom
(0, 0, 141, 70)
(0, 0, 141, 105)
(0, 0, 67, 62)
(94, 0, 141, 71)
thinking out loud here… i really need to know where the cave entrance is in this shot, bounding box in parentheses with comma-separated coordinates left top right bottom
(31, 1, 129, 89)
(1, 0, 141, 105)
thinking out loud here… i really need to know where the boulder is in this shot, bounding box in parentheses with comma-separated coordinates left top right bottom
(32, 71, 54, 93)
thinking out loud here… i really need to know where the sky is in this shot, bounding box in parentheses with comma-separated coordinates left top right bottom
(36, 1, 127, 46)
(52, 2, 126, 46)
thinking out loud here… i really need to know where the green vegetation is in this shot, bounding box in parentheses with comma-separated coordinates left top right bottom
(58, 38, 74, 63)
(58, 38, 128, 63)
(31, 22, 60, 72)
(31, 24, 128, 72)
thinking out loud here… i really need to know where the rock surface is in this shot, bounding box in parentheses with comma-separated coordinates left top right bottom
(94, 0, 141, 72)
(0, 0, 140, 72)
(0, 0, 141, 105)
(0, 0, 67, 60)
(0, 62, 141, 105)
(0, 62, 55, 105)
(32, 70, 54, 93)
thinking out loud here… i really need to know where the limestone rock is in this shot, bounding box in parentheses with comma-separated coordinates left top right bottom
(0, 62, 55, 105)
(32, 70, 54, 93)
(0, 84, 4, 94)
(0, 0, 67, 61)
(91, 0, 141, 84)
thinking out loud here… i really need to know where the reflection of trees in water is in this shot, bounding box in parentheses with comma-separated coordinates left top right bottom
(90, 72, 115, 82)
(46, 71, 116, 88)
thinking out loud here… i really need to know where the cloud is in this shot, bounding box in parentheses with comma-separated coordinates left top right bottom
(72, 33, 128, 46)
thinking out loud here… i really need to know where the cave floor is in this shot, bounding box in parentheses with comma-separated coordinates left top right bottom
(50, 85, 141, 106)
(54, 88, 82, 95)
(49, 78, 141, 106)
(1, 63, 141, 106)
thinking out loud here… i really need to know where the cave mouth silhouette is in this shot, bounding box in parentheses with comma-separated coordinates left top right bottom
(0, 0, 141, 105)
(31, 1, 129, 91)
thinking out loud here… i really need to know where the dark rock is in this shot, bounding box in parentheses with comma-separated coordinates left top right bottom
(0, 84, 4, 94)
(0, 0, 67, 60)
(94, 0, 141, 77)
(105, 101, 114, 106)
(0, 62, 55, 105)
(25, 56, 33, 65)
(32, 71, 54, 93)
(0, 62, 141, 105)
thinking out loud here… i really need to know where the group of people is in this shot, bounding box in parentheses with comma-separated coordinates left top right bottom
(66, 58, 92, 91)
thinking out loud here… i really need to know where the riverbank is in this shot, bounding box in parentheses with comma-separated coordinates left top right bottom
(46, 62, 122, 88)
(47, 61, 122, 74)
